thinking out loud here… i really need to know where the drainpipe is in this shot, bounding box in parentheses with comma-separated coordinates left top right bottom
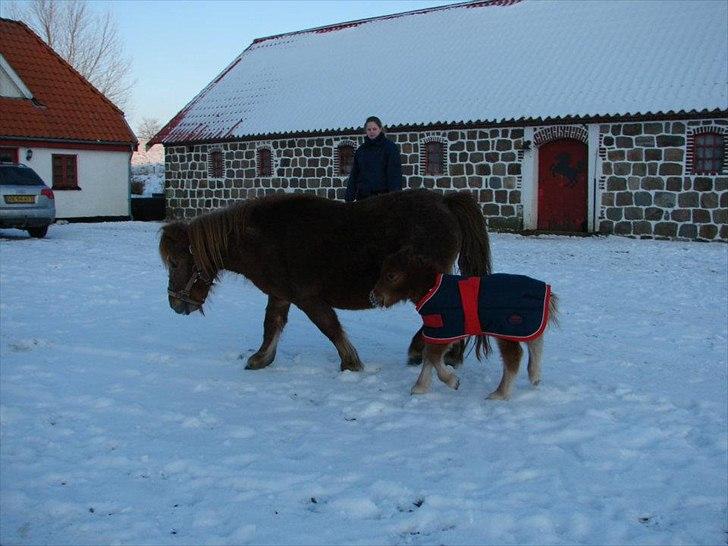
(127, 145, 132, 220)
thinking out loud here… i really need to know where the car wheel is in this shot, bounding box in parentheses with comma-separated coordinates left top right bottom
(27, 226, 48, 238)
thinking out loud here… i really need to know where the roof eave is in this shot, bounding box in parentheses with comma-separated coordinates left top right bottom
(156, 108, 728, 147)
(0, 135, 138, 148)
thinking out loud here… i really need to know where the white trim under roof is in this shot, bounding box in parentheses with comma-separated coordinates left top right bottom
(0, 53, 33, 99)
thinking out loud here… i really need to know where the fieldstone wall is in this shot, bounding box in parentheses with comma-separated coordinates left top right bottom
(164, 127, 524, 229)
(163, 118, 727, 242)
(598, 119, 727, 241)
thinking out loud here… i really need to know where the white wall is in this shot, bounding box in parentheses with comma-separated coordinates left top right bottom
(19, 147, 131, 219)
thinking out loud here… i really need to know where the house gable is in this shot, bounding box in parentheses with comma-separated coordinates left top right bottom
(0, 53, 32, 99)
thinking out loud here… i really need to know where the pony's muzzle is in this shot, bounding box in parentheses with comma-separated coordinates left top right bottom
(369, 289, 383, 308)
(169, 295, 200, 315)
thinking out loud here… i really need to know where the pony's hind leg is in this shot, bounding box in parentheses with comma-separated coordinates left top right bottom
(526, 335, 544, 386)
(296, 297, 363, 372)
(246, 295, 291, 370)
(487, 338, 523, 400)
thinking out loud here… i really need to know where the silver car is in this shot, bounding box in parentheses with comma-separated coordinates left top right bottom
(0, 163, 56, 238)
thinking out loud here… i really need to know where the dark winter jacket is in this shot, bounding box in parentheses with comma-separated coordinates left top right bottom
(345, 133, 402, 202)
(416, 273, 552, 344)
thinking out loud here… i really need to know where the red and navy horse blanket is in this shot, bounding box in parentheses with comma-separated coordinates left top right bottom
(416, 273, 552, 344)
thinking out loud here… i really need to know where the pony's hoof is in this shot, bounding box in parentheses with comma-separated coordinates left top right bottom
(487, 390, 510, 401)
(411, 384, 429, 395)
(245, 352, 275, 370)
(341, 361, 363, 372)
(448, 376, 460, 390)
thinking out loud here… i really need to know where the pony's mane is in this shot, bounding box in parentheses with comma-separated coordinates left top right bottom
(188, 200, 250, 279)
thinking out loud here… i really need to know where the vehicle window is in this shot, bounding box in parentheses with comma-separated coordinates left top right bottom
(0, 166, 44, 186)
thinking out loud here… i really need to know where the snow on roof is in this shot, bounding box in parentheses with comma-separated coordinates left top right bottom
(153, 0, 728, 144)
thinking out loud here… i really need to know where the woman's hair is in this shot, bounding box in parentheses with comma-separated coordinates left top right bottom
(364, 116, 383, 129)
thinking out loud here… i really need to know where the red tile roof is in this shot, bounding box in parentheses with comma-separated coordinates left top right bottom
(0, 18, 137, 147)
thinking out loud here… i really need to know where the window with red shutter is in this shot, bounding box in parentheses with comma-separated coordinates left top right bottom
(692, 132, 724, 174)
(51, 154, 79, 190)
(425, 141, 444, 176)
(209, 150, 223, 178)
(258, 148, 272, 177)
(0, 147, 18, 163)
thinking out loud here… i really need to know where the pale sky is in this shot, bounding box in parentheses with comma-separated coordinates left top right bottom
(99, 0, 461, 133)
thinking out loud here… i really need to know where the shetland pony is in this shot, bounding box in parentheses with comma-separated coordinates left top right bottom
(160, 189, 491, 372)
(370, 247, 559, 399)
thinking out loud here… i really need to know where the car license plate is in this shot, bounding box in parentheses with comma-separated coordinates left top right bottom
(4, 195, 35, 204)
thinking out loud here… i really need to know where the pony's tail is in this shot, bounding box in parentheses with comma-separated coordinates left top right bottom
(443, 191, 492, 360)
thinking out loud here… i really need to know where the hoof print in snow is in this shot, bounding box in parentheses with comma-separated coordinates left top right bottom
(638, 515, 663, 528)
(399, 498, 424, 513)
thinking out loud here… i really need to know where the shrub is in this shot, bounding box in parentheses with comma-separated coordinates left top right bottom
(130, 178, 145, 195)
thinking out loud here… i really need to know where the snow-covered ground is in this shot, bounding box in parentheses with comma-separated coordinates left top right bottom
(1, 222, 726, 545)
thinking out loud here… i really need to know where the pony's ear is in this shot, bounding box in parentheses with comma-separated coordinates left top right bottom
(159, 221, 190, 261)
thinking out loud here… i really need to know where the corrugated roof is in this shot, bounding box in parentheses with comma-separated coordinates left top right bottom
(0, 18, 137, 146)
(152, 0, 728, 145)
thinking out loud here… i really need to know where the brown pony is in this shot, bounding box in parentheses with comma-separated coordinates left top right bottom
(159, 189, 491, 372)
(370, 247, 559, 399)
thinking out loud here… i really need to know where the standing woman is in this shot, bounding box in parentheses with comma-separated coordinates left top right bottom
(345, 116, 403, 202)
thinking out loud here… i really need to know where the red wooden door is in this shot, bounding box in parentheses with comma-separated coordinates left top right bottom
(537, 139, 588, 232)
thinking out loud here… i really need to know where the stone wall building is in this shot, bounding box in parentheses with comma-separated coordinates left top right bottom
(151, 0, 727, 241)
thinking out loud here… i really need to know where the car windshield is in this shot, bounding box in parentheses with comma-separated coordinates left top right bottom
(0, 166, 45, 186)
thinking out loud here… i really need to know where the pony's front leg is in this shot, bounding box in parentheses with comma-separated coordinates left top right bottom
(444, 340, 465, 368)
(406, 327, 425, 366)
(411, 343, 454, 394)
(296, 298, 363, 372)
(433, 346, 460, 390)
(411, 359, 433, 394)
(246, 295, 290, 370)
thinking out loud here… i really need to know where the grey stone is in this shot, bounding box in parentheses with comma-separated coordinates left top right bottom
(654, 192, 676, 208)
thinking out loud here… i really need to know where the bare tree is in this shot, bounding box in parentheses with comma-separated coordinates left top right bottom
(136, 117, 161, 141)
(6, 0, 134, 109)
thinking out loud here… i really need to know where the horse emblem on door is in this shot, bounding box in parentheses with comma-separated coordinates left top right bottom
(550, 152, 586, 188)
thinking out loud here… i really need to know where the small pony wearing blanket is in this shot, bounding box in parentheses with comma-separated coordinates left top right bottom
(369, 247, 559, 399)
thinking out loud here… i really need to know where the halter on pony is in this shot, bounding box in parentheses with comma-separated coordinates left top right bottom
(167, 246, 213, 307)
